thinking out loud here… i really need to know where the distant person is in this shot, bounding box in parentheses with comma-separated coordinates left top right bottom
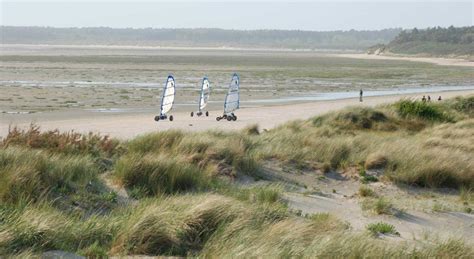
(438, 96, 442, 101)
(427, 95, 431, 102)
(359, 89, 363, 102)
(422, 96, 426, 102)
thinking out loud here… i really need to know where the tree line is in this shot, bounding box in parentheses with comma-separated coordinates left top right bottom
(0, 26, 401, 50)
(392, 26, 473, 45)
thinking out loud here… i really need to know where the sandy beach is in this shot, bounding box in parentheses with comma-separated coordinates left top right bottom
(335, 53, 474, 67)
(2, 89, 472, 139)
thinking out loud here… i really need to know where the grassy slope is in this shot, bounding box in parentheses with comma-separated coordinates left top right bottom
(0, 96, 473, 257)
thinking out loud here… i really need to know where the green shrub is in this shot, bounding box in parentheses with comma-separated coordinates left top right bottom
(396, 100, 448, 121)
(366, 222, 399, 236)
(359, 167, 378, 183)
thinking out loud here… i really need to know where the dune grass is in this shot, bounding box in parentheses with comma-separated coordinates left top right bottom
(254, 96, 474, 188)
(0, 95, 473, 257)
(3, 193, 472, 257)
(361, 197, 395, 215)
(0, 147, 99, 204)
(115, 153, 214, 195)
(0, 202, 119, 255)
(359, 185, 376, 197)
(396, 99, 453, 122)
(1, 124, 121, 158)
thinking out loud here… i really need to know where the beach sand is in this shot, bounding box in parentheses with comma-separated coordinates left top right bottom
(335, 53, 474, 67)
(2, 89, 472, 139)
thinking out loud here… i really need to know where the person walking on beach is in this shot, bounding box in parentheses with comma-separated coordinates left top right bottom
(427, 95, 431, 102)
(359, 89, 363, 102)
(422, 96, 426, 102)
(438, 96, 442, 101)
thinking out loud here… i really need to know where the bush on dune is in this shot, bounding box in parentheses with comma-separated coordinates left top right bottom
(396, 99, 452, 122)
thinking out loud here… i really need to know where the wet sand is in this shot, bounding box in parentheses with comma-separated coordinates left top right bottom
(2, 89, 472, 139)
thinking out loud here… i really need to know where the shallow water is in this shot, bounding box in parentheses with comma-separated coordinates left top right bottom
(81, 85, 474, 113)
(245, 85, 474, 104)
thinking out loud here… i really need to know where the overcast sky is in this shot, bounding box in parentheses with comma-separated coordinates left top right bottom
(1, 1, 472, 31)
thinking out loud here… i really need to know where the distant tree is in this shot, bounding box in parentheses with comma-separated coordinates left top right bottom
(381, 26, 474, 56)
(0, 26, 402, 50)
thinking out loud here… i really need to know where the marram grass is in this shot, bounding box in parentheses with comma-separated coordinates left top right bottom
(0, 95, 473, 257)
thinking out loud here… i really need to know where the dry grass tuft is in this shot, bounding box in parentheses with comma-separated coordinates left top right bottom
(0, 147, 99, 203)
(365, 152, 388, 170)
(2, 124, 120, 158)
(243, 124, 260, 135)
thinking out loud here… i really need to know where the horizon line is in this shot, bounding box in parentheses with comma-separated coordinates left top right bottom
(3, 25, 471, 32)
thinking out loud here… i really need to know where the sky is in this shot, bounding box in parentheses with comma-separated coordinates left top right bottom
(1, 1, 473, 31)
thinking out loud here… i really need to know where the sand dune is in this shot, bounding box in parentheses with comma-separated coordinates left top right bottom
(2, 89, 472, 139)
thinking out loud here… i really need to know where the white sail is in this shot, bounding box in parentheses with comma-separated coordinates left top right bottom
(160, 75, 175, 115)
(199, 77, 210, 111)
(224, 73, 240, 114)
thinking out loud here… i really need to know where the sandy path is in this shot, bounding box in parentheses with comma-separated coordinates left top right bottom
(335, 53, 474, 67)
(258, 163, 474, 244)
(286, 192, 474, 244)
(1, 89, 473, 139)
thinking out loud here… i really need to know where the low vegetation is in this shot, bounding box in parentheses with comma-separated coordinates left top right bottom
(359, 185, 376, 197)
(260, 97, 474, 188)
(361, 197, 394, 215)
(1, 95, 473, 256)
(366, 222, 399, 236)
